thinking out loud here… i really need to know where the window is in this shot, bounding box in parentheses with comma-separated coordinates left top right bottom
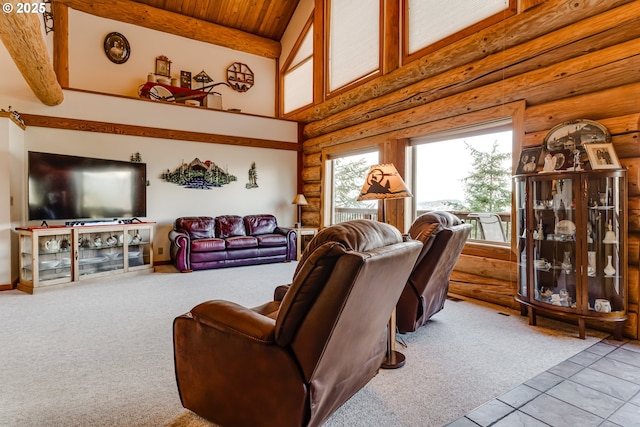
(282, 20, 314, 114)
(404, 0, 515, 62)
(324, 151, 379, 225)
(327, 0, 380, 93)
(411, 123, 513, 245)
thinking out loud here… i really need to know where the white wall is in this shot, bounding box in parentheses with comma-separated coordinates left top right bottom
(23, 127, 298, 261)
(0, 7, 301, 281)
(69, 9, 276, 116)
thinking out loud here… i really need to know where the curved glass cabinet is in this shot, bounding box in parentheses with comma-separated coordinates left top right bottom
(514, 170, 627, 340)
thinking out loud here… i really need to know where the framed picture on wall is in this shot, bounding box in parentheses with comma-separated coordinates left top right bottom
(103, 32, 130, 64)
(585, 143, 621, 169)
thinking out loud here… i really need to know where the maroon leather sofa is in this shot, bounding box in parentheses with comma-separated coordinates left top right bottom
(168, 214, 296, 272)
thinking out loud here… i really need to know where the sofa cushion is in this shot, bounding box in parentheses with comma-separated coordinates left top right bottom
(244, 214, 277, 235)
(191, 238, 226, 252)
(225, 236, 258, 249)
(215, 215, 246, 238)
(175, 217, 215, 239)
(256, 234, 287, 247)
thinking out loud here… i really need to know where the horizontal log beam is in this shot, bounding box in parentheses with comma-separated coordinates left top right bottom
(55, 0, 281, 59)
(21, 114, 298, 151)
(305, 46, 640, 151)
(0, 0, 64, 106)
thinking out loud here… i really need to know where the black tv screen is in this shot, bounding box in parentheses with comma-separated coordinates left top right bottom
(28, 151, 147, 221)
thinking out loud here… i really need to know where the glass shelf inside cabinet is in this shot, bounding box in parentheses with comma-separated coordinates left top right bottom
(37, 233, 73, 281)
(77, 230, 124, 276)
(531, 177, 577, 310)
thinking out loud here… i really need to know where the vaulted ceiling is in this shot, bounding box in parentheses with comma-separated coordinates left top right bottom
(130, 0, 301, 41)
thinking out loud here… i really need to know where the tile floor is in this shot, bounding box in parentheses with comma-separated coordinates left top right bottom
(447, 338, 640, 427)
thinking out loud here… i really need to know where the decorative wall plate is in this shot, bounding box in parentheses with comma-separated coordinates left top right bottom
(104, 32, 130, 64)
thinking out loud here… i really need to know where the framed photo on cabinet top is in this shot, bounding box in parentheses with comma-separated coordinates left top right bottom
(516, 146, 542, 174)
(585, 143, 621, 169)
(543, 119, 610, 153)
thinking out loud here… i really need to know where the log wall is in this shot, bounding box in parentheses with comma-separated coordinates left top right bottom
(296, 0, 640, 338)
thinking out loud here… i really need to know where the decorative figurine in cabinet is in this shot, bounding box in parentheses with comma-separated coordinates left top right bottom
(514, 170, 627, 340)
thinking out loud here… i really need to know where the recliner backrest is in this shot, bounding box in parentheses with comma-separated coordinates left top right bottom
(275, 221, 421, 391)
(397, 211, 472, 332)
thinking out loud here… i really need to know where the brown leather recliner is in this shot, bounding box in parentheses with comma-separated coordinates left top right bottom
(173, 219, 422, 427)
(396, 211, 472, 333)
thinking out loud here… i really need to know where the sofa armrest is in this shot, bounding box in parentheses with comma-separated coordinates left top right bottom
(276, 227, 297, 261)
(190, 300, 276, 342)
(168, 230, 191, 272)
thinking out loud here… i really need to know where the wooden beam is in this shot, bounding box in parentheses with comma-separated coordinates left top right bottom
(52, 1, 69, 88)
(20, 114, 299, 151)
(0, 0, 64, 106)
(55, 0, 281, 59)
(304, 44, 640, 150)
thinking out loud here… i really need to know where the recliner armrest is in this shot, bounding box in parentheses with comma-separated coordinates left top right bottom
(274, 284, 291, 301)
(190, 300, 276, 343)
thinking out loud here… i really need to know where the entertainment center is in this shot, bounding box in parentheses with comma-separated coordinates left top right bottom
(17, 151, 154, 293)
(17, 222, 155, 294)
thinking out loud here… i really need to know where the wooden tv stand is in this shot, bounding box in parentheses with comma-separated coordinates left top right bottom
(16, 222, 155, 294)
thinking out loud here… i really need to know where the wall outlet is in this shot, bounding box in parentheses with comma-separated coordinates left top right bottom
(158, 247, 164, 255)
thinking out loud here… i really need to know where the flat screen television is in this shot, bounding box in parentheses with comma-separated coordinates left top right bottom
(28, 151, 147, 221)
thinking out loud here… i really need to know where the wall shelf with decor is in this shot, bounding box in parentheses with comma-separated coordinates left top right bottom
(17, 223, 155, 294)
(514, 170, 627, 340)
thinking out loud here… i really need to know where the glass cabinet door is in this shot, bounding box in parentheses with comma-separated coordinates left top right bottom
(19, 229, 73, 289)
(515, 177, 527, 298)
(531, 176, 577, 310)
(585, 173, 625, 314)
(126, 226, 153, 270)
(75, 227, 125, 278)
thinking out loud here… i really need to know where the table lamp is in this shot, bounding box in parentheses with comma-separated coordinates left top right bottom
(357, 163, 412, 369)
(292, 194, 308, 228)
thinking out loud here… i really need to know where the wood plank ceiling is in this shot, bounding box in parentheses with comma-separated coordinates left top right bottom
(130, 0, 300, 41)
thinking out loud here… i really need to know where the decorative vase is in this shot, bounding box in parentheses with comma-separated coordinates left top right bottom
(587, 251, 596, 277)
(604, 255, 615, 277)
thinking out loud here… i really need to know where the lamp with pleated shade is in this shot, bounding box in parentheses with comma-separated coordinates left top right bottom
(291, 193, 308, 228)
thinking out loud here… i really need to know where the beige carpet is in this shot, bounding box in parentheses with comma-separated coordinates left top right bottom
(0, 263, 606, 427)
